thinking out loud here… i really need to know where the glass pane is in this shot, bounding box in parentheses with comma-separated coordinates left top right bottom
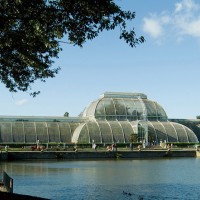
(186, 126, 198, 142)
(98, 121, 113, 143)
(35, 122, 48, 143)
(155, 102, 168, 121)
(69, 123, 79, 133)
(103, 98, 115, 115)
(109, 121, 124, 143)
(95, 100, 105, 116)
(113, 99, 126, 115)
(0, 122, 12, 143)
(59, 123, 72, 143)
(173, 123, 188, 142)
(120, 121, 135, 143)
(151, 122, 167, 143)
(47, 122, 60, 142)
(133, 100, 145, 120)
(87, 122, 101, 143)
(123, 99, 135, 116)
(79, 125, 89, 143)
(163, 122, 177, 142)
(12, 122, 24, 143)
(143, 100, 157, 120)
(24, 122, 36, 143)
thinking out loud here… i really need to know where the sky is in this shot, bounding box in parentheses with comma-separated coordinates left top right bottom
(1, 0, 200, 119)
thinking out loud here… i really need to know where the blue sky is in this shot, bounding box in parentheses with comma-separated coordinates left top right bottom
(1, 0, 200, 119)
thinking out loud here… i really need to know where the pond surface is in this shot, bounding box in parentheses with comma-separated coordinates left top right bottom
(1, 158, 200, 199)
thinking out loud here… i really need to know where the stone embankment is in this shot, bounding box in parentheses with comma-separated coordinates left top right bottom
(0, 149, 198, 161)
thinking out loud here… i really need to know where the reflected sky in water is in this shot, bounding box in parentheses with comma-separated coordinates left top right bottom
(1, 158, 200, 199)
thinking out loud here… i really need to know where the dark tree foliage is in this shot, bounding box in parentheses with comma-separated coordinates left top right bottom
(197, 116, 200, 119)
(0, 0, 144, 96)
(130, 133, 138, 143)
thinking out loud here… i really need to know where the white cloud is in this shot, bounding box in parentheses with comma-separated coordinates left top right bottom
(175, 0, 199, 13)
(142, 0, 200, 42)
(143, 18, 163, 38)
(188, 19, 200, 36)
(175, 16, 200, 37)
(142, 14, 171, 39)
(15, 99, 28, 106)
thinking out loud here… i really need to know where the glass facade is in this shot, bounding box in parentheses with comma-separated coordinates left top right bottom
(75, 92, 198, 144)
(72, 120, 138, 144)
(82, 93, 168, 121)
(147, 121, 197, 143)
(0, 122, 79, 143)
(0, 92, 199, 144)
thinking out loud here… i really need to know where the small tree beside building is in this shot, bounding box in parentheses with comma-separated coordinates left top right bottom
(130, 133, 138, 150)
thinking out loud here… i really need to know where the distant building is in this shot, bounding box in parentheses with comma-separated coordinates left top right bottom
(0, 92, 199, 144)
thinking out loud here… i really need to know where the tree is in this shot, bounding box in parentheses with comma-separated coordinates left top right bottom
(130, 133, 138, 143)
(197, 116, 200, 119)
(0, 0, 144, 96)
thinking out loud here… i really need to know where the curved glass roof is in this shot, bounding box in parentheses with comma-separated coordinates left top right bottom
(81, 92, 167, 121)
(72, 120, 198, 144)
(0, 92, 198, 144)
(1, 120, 196, 144)
(72, 120, 138, 144)
(0, 122, 79, 143)
(148, 121, 198, 143)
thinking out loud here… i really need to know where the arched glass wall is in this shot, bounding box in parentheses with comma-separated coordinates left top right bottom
(0, 122, 79, 143)
(72, 120, 148, 144)
(147, 121, 198, 143)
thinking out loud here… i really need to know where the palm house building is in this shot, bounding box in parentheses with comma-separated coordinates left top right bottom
(0, 92, 199, 145)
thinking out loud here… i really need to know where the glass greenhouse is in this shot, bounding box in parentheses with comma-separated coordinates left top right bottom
(73, 92, 198, 144)
(0, 92, 199, 144)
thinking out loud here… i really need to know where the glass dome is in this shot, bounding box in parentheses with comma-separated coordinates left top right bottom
(81, 92, 168, 121)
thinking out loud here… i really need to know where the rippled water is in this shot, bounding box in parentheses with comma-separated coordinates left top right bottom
(1, 158, 200, 199)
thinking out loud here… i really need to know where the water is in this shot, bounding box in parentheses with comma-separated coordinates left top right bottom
(1, 158, 200, 199)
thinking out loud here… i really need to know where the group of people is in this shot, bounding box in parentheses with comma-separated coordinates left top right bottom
(106, 143, 118, 152)
(92, 143, 118, 152)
